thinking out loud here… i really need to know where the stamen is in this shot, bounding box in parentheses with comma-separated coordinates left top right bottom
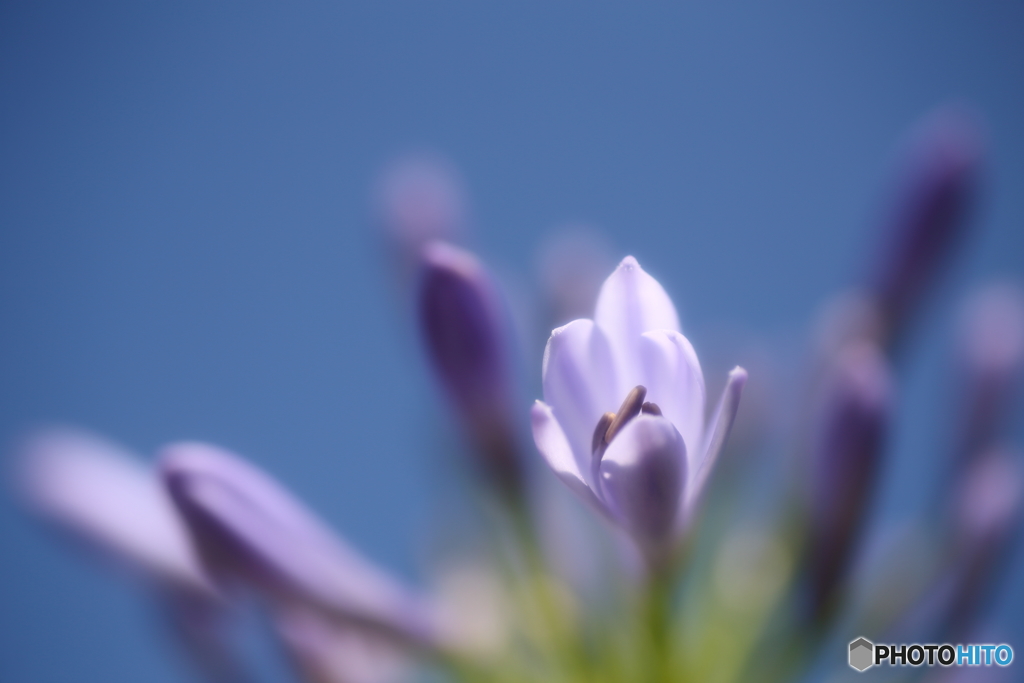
(604, 385, 647, 445)
(641, 401, 662, 416)
(591, 412, 616, 456)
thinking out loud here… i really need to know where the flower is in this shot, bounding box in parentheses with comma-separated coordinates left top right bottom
(530, 256, 746, 563)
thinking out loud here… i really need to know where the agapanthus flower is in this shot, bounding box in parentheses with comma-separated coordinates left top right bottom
(530, 256, 746, 565)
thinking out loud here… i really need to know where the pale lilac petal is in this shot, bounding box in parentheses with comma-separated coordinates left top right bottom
(594, 256, 680, 387)
(639, 330, 706, 476)
(599, 415, 686, 555)
(687, 366, 747, 511)
(531, 402, 611, 519)
(18, 428, 215, 598)
(541, 318, 618, 474)
(159, 442, 448, 652)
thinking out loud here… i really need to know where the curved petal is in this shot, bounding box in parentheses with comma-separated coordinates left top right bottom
(686, 366, 747, 513)
(531, 402, 611, 520)
(599, 415, 686, 552)
(160, 443, 446, 652)
(17, 428, 216, 598)
(639, 330, 706, 475)
(541, 318, 618, 475)
(594, 256, 680, 388)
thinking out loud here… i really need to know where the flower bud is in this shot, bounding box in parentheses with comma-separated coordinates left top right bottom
(418, 241, 523, 493)
(374, 154, 467, 265)
(954, 283, 1024, 463)
(807, 342, 893, 617)
(869, 106, 983, 345)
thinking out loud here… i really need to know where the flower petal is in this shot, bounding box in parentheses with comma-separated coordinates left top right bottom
(638, 330, 706, 475)
(17, 428, 216, 598)
(541, 318, 618, 477)
(531, 402, 611, 520)
(599, 415, 686, 553)
(687, 366, 747, 511)
(594, 256, 680, 388)
(160, 442, 447, 652)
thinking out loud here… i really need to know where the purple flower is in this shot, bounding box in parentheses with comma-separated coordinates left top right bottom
(159, 442, 454, 653)
(418, 241, 523, 492)
(530, 256, 746, 564)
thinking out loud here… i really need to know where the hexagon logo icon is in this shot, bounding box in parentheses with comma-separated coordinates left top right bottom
(849, 637, 874, 672)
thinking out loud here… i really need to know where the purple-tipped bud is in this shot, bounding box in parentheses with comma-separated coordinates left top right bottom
(807, 342, 893, 617)
(16, 428, 216, 599)
(159, 442, 450, 653)
(418, 241, 522, 492)
(536, 225, 615, 326)
(942, 447, 1023, 639)
(954, 283, 1024, 462)
(869, 106, 983, 344)
(374, 154, 467, 262)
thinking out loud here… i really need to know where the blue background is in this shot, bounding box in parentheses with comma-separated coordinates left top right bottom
(2, 2, 1023, 682)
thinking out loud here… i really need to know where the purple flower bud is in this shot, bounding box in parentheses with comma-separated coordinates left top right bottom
(159, 442, 451, 653)
(418, 241, 523, 492)
(869, 105, 983, 344)
(954, 283, 1024, 463)
(536, 225, 615, 326)
(807, 342, 893, 617)
(374, 154, 467, 264)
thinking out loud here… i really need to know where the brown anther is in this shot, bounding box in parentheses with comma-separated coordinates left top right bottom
(591, 412, 616, 457)
(641, 401, 662, 416)
(604, 385, 647, 445)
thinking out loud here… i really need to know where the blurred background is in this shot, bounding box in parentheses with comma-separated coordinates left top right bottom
(1, 2, 1022, 682)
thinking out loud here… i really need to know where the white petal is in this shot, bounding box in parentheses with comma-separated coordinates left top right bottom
(638, 330, 706, 475)
(531, 402, 610, 519)
(599, 415, 686, 549)
(594, 256, 680, 387)
(686, 366, 747, 512)
(541, 319, 618, 477)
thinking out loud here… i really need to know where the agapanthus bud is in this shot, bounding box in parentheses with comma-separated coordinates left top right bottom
(374, 154, 467, 265)
(954, 283, 1024, 462)
(807, 342, 893, 617)
(942, 446, 1023, 639)
(536, 225, 615, 326)
(418, 241, 523, 493)
(159, 442, 451, 653)
(869, 106, 983, 345)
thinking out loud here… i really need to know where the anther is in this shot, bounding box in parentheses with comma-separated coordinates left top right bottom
(604, 385, 647, 445)
(641, 401, 662, 416)
(591, 412, 616, 457)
